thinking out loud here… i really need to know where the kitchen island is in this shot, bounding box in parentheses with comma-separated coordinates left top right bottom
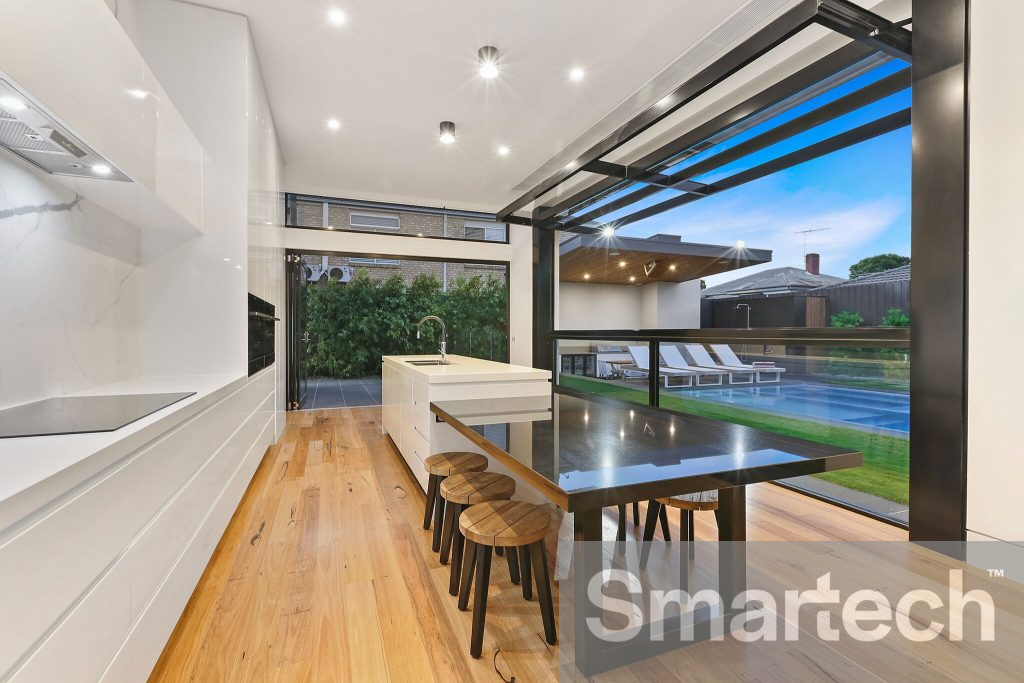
(381, 355, 550, 491)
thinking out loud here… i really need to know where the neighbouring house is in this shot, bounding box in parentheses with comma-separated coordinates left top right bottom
(812, 263, 911, 325)
(701, 253, 846, 328)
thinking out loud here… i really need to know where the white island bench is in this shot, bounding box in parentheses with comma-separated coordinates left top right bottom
(381, 355, 551, 490)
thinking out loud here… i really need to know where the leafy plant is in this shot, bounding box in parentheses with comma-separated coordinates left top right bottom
(848, 253, 910, 279)
(302, 270, 508, 378)
(880, 307, 910, 327)
(830, 310, 864, 328)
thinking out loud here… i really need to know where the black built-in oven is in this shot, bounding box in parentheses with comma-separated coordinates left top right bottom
(248, 293, 277, 376)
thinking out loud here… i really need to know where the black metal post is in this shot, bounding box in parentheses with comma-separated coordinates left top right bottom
(533, 226, 555, 371)
(909, 0, 968, 547)
(648, 340, 660, 407)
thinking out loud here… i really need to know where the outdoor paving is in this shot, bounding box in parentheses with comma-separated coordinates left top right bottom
(305, 377, 381, 409)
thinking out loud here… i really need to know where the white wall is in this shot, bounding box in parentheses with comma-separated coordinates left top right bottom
(0, 155, 141, 409)
(283, 224, 534, 366)
(966, 0, 1024, 545)
(559, 280, 701, 330)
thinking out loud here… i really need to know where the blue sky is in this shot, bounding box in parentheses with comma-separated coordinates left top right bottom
(591, 60, 912, 286)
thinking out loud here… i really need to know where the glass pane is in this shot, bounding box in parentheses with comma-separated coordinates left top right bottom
(655, 341, 909, 523)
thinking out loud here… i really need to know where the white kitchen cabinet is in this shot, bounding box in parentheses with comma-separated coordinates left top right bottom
(381, 355, 550, 491)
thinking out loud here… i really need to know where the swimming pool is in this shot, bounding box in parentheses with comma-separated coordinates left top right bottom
(667, 383, 909, 435)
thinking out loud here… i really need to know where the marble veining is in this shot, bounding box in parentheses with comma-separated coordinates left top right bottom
(0, 154, 142, 409)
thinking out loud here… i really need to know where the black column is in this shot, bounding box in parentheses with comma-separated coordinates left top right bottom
(533, 226, 555, 371)
(909, 0, 969, 546)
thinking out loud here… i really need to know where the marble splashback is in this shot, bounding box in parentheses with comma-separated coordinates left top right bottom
(0, 154, 141, 409)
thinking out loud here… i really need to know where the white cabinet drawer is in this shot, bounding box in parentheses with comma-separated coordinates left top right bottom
(412, 379, 429, 412)
(410, 403, 432, 444)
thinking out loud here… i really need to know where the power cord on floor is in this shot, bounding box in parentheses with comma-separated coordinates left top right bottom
(493, 649, 515, 683)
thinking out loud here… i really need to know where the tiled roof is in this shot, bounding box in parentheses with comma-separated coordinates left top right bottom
(702, 266, 845, 298)
(817, 264, 911, 289)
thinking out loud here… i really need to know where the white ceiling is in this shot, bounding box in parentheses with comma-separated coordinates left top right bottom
(184, 0, 760, 212)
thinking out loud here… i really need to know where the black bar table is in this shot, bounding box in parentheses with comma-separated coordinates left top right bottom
(431, 389, 862, 676)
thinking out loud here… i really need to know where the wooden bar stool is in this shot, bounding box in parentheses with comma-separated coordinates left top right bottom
(640, 491, 719, 571)
(456, 501, 556, 659)
(422, 452, 488, 552)
(438, 472, 516, 595)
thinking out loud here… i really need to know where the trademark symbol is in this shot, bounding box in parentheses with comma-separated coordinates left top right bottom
(988, 569, 1005, 578)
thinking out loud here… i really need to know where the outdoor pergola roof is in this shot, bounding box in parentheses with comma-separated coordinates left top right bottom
(496, 0, 912, 235)
(559, 233, 771, 285)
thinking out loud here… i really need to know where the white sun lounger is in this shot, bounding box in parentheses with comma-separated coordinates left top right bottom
(680, 344, 756, 385)
(626, 346, 696, 388)
(710, 344, 786, 383)
(657, 345, 726, 386)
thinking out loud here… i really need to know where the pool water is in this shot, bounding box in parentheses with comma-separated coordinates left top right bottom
(668, 383, 909, 435)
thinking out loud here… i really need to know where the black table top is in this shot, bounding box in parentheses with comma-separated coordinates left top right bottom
(431, 391, 862, 511)
(0, 392, 196, 439)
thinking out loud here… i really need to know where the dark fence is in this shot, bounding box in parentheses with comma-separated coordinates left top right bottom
(825, 280, 910, 325)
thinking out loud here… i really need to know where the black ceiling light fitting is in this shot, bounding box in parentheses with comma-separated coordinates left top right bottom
(439, 121, 456, 144)
(478, 46, 500, 79)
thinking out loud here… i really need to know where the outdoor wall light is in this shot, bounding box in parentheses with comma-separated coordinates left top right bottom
(478, 46, 500, 79)
(439, 121, 456, 144)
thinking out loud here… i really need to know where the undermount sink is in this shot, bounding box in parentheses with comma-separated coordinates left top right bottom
(407, 359, 452, 366)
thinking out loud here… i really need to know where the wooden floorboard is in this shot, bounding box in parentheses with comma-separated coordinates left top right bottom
(152, 406, 1024, 683)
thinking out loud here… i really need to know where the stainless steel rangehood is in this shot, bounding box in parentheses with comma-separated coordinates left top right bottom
(0, 78, 130, 182)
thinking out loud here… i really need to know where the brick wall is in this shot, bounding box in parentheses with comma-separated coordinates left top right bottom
(292, 200, 486, 239)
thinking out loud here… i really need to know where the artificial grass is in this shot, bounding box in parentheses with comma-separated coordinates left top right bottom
(557, 374, 909, 505)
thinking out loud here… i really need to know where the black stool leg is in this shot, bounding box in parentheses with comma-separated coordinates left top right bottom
(506, 546, 521, 585)
(632, 501, 640, 526)
(423, 474, 438, 529)
(458, 540, 478, 611)
(520, 544, 532, 600)
(439, 501, 458, 564)
(659, 504, 671, 542)
(530, 541, 557, 645)
(470, 546, 493, 659)
(495, 546, 504, 557)
(616, 504, 627, 556)
(449, 517, 465, 596)
(431, 484, 446, 552)
(685, 510, 695, 560)
(640, 500, 662, 570)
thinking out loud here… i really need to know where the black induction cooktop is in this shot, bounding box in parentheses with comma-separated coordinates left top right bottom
(0, 392, 196, 439)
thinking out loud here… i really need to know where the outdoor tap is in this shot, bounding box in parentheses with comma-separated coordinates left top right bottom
(416, 315, 448, 363)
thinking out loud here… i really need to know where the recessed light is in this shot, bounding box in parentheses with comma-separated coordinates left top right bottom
(619, 260, 627, 267)
(602, 226, 615, 237)
(439, 120, 456, 144)
(478, 46, 499, 79)
(569, 67, 585, 82)
(91, 163, 112, 176)
(669, 264, 677, 271)
(327, 118, 341, 131)
(629, 275, 636, 282)
(497, 145, 510, 157)
(127, 89, 148, 100)
(736, 239, 745, 249)
(583, 273, 591, 280)
(223, 257, 231, 262)
(327, 7, 346, 26)
(0, 96, 26, 111)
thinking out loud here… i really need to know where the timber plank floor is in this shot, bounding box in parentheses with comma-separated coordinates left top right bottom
(151, 406, 927, 682)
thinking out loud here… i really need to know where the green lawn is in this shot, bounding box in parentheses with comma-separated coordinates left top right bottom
(558, 375, 909, 505)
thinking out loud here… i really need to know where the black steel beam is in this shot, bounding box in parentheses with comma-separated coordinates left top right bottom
(815, 0, 913, 62)
(580, 160, 710, 193)
(556, 66, 910, 232)
(531, 42, 878, 228)
(549, 326, 910, 348)
(495, 0, 822, 223)
(590, 107, 909, 231)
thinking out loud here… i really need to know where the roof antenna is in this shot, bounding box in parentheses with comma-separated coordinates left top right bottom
(794, 227, 830, 258)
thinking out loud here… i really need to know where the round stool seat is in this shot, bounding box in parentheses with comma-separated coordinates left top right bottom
(424, 452, 488, 477)
(656, 490, 719, 511)
(460, 501, 550, 547)
(441, 472, 515, 505)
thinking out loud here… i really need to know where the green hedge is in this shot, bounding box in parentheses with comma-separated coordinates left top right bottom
(303, 270, 508, 378)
